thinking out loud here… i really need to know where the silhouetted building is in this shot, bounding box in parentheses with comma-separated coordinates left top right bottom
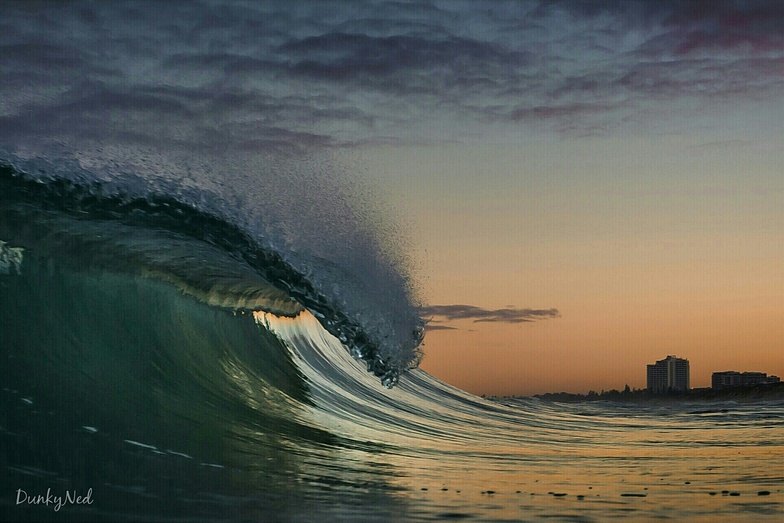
(712, 371, 780, 389)
(647, 355, 690, 393)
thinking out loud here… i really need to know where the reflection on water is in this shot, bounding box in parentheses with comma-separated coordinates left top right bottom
(300, 399, 784, 522)
(1, 261, 782, 521)
(262, 311, 784, 522)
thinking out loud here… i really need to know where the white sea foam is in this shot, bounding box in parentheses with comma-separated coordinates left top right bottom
(123, 440, 158, 451)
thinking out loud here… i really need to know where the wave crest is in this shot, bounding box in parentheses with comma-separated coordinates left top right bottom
(0, 158, 424, 386)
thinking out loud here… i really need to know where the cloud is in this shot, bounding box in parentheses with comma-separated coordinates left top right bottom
(422, 324, 458, 332)
(2, 0, 783, 155)
(628, 1, 784, 66)
(420, 304, 560, 325)
(280, 32, 529, 75)
(277, 31, 533, 107)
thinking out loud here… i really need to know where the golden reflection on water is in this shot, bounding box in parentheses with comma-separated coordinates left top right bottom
(256, 310, 783, 521)
(295, 409, 784, 522)
(379, 422, 784, 522)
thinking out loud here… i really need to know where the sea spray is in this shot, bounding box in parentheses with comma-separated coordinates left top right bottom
(0, 159, 424, 386)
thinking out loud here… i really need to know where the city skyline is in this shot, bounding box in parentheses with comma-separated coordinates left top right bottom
(500, 356, 782, 397)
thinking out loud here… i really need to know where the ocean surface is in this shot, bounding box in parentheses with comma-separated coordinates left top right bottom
(1, 162, 783, 522)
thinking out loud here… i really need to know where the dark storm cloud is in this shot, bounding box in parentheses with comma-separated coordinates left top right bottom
(163, 53, 282, 75)
(1, 0, 783, 153)
(661, 0, 784, 36)
(420, 305, 560, 325)
(275, 31, 535, 111)
(279, 32, 530, 78)
(507, 103, 619, 123)
(0, 43, 86, 70)
(627, 1, 784, 60)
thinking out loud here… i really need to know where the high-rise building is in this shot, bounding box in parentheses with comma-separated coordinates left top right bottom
(647, 355, 690, 393)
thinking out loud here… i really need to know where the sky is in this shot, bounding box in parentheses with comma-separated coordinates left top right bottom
(2, 1, 783, 395)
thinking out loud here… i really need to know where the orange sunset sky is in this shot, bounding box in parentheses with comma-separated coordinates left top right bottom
(358, 136, 784, 397)
(317, 3, 784, 397)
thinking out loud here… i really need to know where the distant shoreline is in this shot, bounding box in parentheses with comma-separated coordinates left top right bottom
(503, 382, 784, 404)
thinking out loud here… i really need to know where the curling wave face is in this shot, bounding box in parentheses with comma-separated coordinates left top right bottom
(0, 159, 424, 387)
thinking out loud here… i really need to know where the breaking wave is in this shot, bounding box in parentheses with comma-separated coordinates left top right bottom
(0, 158, 424, 387)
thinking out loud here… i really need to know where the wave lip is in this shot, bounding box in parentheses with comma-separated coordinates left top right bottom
(0, 158, 424, 387)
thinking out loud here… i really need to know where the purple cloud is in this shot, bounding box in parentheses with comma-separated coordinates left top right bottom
(1, 0, 782, 153)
